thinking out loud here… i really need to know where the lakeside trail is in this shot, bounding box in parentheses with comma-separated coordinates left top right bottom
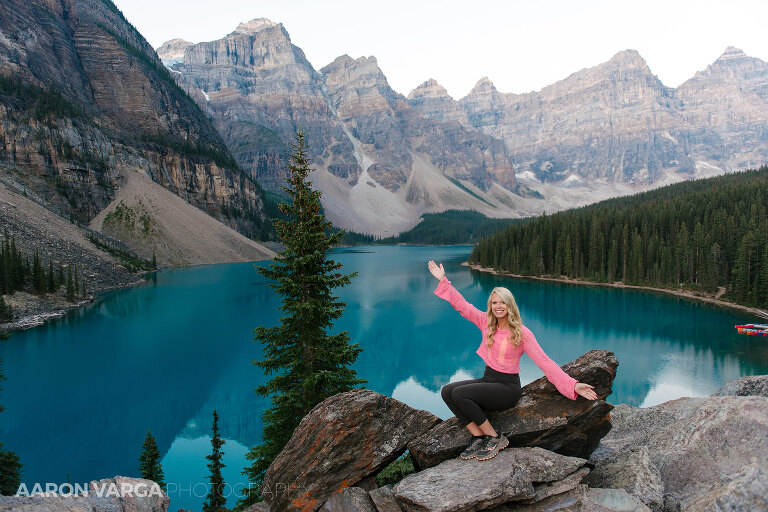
(464, 262, 768, 320)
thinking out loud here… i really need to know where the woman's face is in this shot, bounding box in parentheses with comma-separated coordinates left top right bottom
(490, 293, 509, 320)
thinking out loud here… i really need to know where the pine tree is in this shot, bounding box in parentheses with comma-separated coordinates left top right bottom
(564, 234, 573, 277)
(66, 266, 74, 302)
(11, 239, 22, 289)
(31, 249, 43, 294)
(152, 252, 157, 270)
(57, 263, 64, 288)
(0, 444, 21, 496)
(138, 430, 165, 489)
(0, 238, 7, 295)
(0, 296, 12, 323)
(47, 260, 55, 293)
(202, 410, 226, 512)
(0, 359, 22, 496)
(242, 131, 365, 505)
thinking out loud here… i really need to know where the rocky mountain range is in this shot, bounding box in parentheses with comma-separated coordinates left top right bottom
(3, 4, 767, 245)
(160, 21, 768, 235)
(159, 20, 522, 236)
(409, 46, 768, 186)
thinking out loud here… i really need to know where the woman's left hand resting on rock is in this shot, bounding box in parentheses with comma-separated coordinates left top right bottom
(575, 382, 598, 400)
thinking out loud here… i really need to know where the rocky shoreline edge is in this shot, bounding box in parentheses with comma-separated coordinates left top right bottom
(0, 240, 284, 334)
(464, 262, 768, 320)
(4, 351, 767, 511)
(0, 278, 148, 332)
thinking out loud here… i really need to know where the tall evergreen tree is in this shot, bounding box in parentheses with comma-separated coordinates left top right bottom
(66, 266, 74, 302)
(0, 297, 12, 323)
(202, 410, 226, 512)
(31, 249, 43, 294)
(57, 263, 64, 288)
(138, 429, 165, 489)
(0, 447, 21, 495)
(0, 359, 22, 496)
(47, 260, 55, 293)
(242, 131, 365, 505)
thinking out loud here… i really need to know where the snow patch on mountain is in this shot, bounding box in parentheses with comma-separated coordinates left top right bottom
(515, 170, 541, 183)
(561, 174, 588, 188)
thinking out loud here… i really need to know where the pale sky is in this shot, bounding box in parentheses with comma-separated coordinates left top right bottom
(112, 0, 768, 99)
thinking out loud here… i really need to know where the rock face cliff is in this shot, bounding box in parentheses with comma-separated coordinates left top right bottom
(0, 0, 269, 240)
(160, 20, 520, 236)
(409, 47, 768, 187)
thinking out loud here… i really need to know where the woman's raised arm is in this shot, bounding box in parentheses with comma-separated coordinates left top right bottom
(429, 260, 485, 329)
(428, 260, 446, 282)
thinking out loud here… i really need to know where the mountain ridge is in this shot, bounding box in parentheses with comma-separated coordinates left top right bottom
(158, 17, 768, 233)
(161, 19, 523, 235)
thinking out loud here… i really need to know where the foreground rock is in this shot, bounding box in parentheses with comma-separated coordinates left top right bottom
(712, 374, 768, 397)
(263, 389, 441, 512)
(0, 477, 168, 512)
(408, 350, 618, 469)
(489, 485, 651, 512)
(596, 395, 768, 511)
(319, 487, 377, 512)
(392, 448, 587, 512)
(584, 445, 663, 511)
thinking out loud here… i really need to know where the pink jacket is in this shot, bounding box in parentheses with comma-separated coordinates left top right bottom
(434, 278, 578, 400)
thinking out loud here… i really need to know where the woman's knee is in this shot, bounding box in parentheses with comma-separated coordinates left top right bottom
(451, 385, 468, 403)
(440, 383, 455, 403)
(510, 387, 522, 407)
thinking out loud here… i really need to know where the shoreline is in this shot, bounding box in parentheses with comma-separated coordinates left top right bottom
(0, 273, 152, 333)
(464, 262, 768, 319)
(0, 254, 279, 334)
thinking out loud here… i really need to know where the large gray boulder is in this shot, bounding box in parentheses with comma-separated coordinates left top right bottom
(243, 501, 271, 512)
(583, 445, 663, 511)
(712, 374, 768, 397)
(0, 477, 168, 512)
(598, 395, 768, 511)
(319, 487, 377, 512)
(262, 389, 441, 512)
(488, 485, 651, 512)
(684, 463, 768, 511)
(391, 447, 588, 512)
(369, 485, 404, 512)
(408, 350, 618, 469)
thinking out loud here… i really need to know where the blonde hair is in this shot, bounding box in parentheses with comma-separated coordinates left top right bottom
(486, 287, 522, 348)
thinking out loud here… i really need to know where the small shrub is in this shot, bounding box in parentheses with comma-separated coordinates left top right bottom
(375, 452, 416, 487)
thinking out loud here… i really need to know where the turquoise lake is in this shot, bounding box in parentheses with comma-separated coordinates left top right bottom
(2, 245, 767, 511)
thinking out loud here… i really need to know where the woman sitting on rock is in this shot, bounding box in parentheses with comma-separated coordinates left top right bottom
(427, 260, 598, 461)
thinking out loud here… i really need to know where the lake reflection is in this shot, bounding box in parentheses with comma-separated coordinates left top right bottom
(1, 245, 765, 511)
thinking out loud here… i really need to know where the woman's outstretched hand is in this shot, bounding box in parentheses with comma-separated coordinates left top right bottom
(575, 382, 598, 400)
(428, 260, 446, 282)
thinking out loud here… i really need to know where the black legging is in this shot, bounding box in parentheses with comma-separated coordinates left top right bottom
(441, 366, 522, 427)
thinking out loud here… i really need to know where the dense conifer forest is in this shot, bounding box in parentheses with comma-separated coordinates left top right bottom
(469, 166, 768, 307)
(342, 210, 520, 245)
(0, 232, 89, 322)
